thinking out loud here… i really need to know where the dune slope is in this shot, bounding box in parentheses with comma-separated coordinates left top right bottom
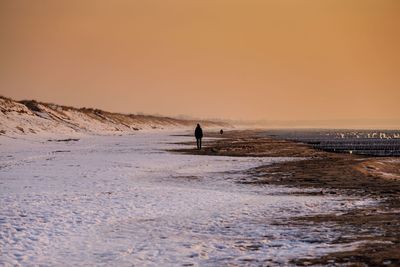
(0, 96, 229, 136)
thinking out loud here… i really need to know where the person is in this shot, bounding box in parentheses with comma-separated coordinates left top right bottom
(220, 129, 223, 135)
(194, 124, 203, 150)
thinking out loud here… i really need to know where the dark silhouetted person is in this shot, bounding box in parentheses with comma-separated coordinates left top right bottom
(220, 129, 224, 135)
(195, 124, 203, 150)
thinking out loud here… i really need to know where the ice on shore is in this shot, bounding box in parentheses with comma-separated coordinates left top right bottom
(0, 132, 373, 266)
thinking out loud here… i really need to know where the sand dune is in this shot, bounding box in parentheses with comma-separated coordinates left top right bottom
(0, 96, 230, 136)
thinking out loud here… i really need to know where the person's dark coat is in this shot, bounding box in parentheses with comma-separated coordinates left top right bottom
(195, 124, 203, 139)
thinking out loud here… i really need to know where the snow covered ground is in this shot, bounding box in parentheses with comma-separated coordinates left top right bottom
(0, 132, 374, 266)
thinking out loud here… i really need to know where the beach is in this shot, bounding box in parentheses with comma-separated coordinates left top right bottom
(174, 130, 400, 266)
(2, 0, 399, 265)
(1, 131, 394, 266)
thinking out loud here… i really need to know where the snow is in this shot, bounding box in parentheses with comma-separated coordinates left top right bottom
(0, 97, 229, 137)
(0, 132, 374, 266)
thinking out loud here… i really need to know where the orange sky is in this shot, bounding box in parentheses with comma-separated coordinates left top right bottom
(0, 0, 399, 123)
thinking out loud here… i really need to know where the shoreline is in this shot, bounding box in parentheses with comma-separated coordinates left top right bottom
(172, 130, 400, 266)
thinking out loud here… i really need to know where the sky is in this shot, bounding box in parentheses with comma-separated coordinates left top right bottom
(0, 0, 399, 124)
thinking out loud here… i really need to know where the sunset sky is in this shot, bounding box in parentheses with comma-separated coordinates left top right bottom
(0, 0, 399, 123)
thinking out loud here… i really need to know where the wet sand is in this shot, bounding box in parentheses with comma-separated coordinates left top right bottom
(172, 130, 400, 266)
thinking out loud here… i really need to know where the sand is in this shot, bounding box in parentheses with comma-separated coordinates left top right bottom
(172, 130, 400, 266)
(3, 132, 367, 266)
